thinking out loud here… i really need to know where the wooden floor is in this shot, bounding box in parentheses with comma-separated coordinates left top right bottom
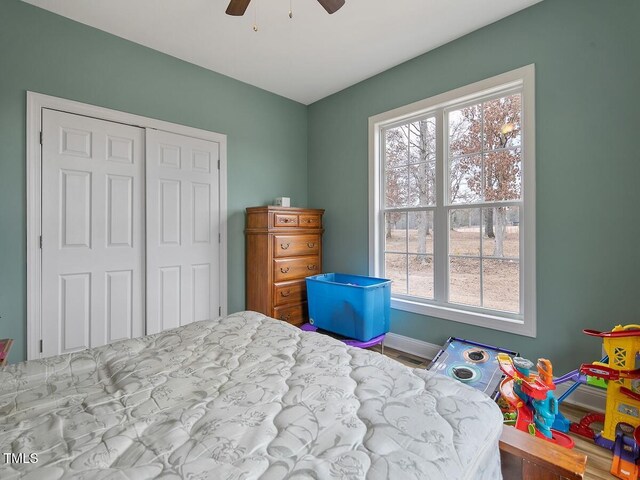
(559, 403, 617, 479)
(371, 345, 617, 480)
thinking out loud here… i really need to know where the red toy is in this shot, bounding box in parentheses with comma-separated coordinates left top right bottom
(497, 353, 574, 448)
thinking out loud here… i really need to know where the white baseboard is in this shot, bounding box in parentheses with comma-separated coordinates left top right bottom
(384, 332, 606, 413)
(554, 381, 606, 412)
(384, 332, 442, 360)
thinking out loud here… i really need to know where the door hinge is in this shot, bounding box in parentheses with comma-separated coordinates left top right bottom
(39, 340, 43, 353)
(218, 233, 221, 243)
(217, 159, 220, 170)
(39, 131, 43, 145)
(219, 306, 222, 316)
(39, 235, 42, 248)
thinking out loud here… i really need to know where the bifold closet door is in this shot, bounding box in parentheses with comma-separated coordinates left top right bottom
(41, 109, 145, 357)
(145, 129, 220, 334)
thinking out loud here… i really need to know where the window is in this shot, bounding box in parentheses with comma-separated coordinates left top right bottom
(369, 65, 536, 336)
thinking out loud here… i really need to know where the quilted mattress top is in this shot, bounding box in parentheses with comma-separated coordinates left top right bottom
(0, 311, 503, 479)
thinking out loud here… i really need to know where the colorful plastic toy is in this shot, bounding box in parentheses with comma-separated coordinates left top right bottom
(581, 325, 640, 480)
(497, 353, 574, 448)
(0, 338, 13, 367)
(428, 337, 518, 399)
(551, 355, 608, 438)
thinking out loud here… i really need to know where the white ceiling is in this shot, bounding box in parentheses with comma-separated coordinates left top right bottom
(22, 0, 542, 104)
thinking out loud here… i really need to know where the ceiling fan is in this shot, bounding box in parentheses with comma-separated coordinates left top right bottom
(225, 0, 345, 16)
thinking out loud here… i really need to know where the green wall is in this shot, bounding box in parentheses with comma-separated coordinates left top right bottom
(308, 0, 640, 373)
(2, 0, 639, 373)
(0, 0, 308, 363)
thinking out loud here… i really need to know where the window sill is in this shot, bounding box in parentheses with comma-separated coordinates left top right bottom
(391, 296, 536, 338)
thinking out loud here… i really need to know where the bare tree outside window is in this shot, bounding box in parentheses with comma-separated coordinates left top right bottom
(447, 93, 522, 312)
(449, 94, 521, 257)
(383, 93, 522, 312)
(408, 119, 435, 254)
(384, 117, 436, 298)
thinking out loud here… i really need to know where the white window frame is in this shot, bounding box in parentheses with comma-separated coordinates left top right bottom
(368, 65, 536, 337)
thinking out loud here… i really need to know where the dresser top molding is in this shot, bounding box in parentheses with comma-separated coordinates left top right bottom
(245, 206, 325, 233)
(246, 206, 325, 214)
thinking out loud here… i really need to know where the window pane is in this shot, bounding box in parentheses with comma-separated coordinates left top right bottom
(385, 166, 408, 207)
(449, 155, 482, 204)
(385, 254, 407, 295)
(409, 255, 434, 299)
(385, 212, 407, 253)
(408, 211, 433, 254)
(484, 149, 521, 201)
(449, 257, 481, 306)
(385, 125, 408, 167)
(450, 209, 480, 256)
(484, 94, 521, 150)
(448, 105, 482, 157)
(482, 207, 520, 258)
(409, 118, 436, 164)
(409, 162, 435, 206)
(483, 259, 520, 313)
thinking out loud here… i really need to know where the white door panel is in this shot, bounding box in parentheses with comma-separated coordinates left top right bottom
(41, 109, 145, 357)
(146, 129, 220, 334)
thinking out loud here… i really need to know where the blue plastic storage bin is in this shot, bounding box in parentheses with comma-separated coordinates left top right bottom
(306, 273, 391, 341)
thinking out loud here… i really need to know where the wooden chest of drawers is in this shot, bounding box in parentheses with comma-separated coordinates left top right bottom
(245, 206, 324, 326)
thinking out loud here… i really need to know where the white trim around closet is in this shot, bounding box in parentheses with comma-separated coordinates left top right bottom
(26, 91, 228, 360)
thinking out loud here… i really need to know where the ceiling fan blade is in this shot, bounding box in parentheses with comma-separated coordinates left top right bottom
(317, 0, 345, 14)
(226, 0, 252, 16)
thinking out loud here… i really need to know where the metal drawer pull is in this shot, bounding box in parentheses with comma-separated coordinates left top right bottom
(280, 243, 290, 250)
(307, 265, 317, 271)
(307, 242, 316, 248)
(279, 218, 291, 223)
(280, 290, 291, 297)
(280, 314, 291, 321)
(280, 267, 290, 273)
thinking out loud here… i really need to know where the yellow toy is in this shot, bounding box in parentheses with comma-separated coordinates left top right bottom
(581, 325, 640, 480)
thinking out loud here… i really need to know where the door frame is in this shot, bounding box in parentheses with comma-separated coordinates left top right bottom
(26, 91, 228, 360)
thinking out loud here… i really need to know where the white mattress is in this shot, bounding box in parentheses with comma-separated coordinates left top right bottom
(0, 311, 503, 479)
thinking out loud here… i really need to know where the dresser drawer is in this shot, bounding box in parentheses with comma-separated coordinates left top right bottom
(299, 214, 321, 228)
(273, 256, 320, 282)
(273, 303, 307, 326)
(273, 280, 307, 307)
(273, 234, 320, 258)
(274, 213, 298, 227)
